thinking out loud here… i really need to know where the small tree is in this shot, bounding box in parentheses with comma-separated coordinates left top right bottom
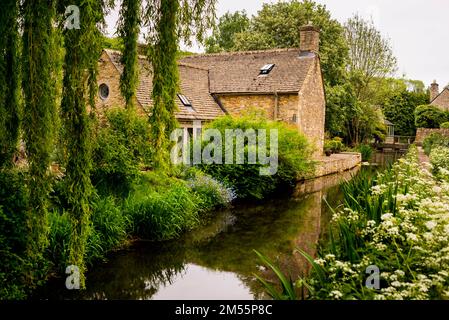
(345, 15, 397, 101)
(415, 105, 449, 129)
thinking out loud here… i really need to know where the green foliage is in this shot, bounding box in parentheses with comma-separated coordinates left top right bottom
(415, 105, 449, 129)
(186, 170, 236, 210)
(440, 122, 449, 129)
(0, 0, 20, 168)
(381, 87, 428, 136)
(92, 108, 152, 194)
(59, 0, 112, 287)
(357, 144, 373, 162)
(0, 170, 29, 299)
(124, 181, 200, 240)
(22, 0, 58, 276)
(118, 0, 141, 109)
(230, 0, 348, 87)
(205, 11, 250, 53)
(145, 0, 216, 169)
(423, 133, 449, 156)
(199, 114, 314, 200)
(254, 250, 298, 300)
(345, 15, 397, 101)
(429, 147, 449, 178)
(324, 137, 344, 154)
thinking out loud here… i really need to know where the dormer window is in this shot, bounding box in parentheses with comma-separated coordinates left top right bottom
(177, 94, 195, 112)
(259, 64, 275, 75)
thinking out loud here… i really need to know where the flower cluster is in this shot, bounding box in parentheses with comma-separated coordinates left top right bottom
(308, 146, 449, 300)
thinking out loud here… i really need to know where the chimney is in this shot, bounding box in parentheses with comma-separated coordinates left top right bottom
(430, 80, 439, 102)
(299, 24, 320, 54)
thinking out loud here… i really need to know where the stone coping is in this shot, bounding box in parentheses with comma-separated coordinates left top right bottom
(300, 152, 362, 181)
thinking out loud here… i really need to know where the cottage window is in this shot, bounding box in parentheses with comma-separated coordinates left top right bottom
(292, 114, 298, 123)
(259, 64, 275, 75)
(99, 83, 110, 100)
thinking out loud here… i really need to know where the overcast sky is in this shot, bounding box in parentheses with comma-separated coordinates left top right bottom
(105, 0, 449, 87)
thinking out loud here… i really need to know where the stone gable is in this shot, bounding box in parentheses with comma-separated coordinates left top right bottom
(431, 87, 449, 111)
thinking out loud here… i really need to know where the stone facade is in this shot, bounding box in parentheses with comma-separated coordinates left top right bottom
(96, 51, 146, 118)
(431, 88, 449, 111)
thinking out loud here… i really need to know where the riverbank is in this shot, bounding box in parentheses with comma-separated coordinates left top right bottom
(33, 167, 361, 300)
(297, 146, 449, 300)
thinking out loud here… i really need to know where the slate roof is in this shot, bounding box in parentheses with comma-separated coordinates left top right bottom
(103, 47, 318, 120)
(104, 49, 224, 121)
(179, 48, 317, 94)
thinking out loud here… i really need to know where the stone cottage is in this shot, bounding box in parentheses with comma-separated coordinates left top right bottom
(430, 80, 449, 111)
(96, 25, 326, 153)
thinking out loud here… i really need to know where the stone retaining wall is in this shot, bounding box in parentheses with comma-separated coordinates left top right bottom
(415, 128, 449, 145)
(301, 152, 362, 181)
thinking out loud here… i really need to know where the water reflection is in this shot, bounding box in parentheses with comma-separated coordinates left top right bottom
(37, 167, 360, 300)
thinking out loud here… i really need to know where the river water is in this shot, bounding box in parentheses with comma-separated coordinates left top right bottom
(36, 167, 361, 300)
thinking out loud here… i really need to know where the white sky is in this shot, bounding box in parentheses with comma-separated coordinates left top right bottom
(105, 0, 449, 86)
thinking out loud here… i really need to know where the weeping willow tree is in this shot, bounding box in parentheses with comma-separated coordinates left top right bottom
(0, 0, 20, 168)
(144, 0, 216, 169)
(118, 0, 141, 109)
(58, 0, 112, 287)
(22, 0, 58, 276)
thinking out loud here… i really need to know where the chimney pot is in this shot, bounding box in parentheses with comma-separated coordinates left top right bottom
(299, 24, 320, 54)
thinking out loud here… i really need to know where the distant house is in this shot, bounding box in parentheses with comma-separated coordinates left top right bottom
(96, 25, 326, 153)
(384, 119, 395, 143)
(430, 81, 449, 111)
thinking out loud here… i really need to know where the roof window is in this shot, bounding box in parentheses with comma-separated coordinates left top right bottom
(259, 64, 275, 75)
(177, 94, 195, 112)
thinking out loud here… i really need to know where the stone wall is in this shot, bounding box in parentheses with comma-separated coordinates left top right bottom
(298, 59, 326, 154)
(305, 152, 361, 180)
(96, 51, 146, 118)
(415, 128, 449, 145)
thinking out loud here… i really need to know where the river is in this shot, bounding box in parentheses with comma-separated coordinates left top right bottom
(36, 167, 361, 300)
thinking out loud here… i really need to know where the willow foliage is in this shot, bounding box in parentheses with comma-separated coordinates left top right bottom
(58, 0, 112, 287)
(144, 0, 216, 169)
(22, 0, 58, 275)
(118, 0, 141, 109)
(0, 0, 20, 168)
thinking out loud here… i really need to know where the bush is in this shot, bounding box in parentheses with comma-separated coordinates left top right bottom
(440, 122, 449, 129)
(92, 108, 152, 195)
(429, 146, 449, 178)
(186, 171, 236, 210)
(415, 105, 449, 129)
(357, 144, 373, 162)
(422, 132, 449, 156)
(0, 170, 29, 299)
(324, 137, 344, 154)
(124, 181, 201, 240)
(199, 114, 314, 200)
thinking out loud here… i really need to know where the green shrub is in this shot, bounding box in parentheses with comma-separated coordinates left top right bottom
(47, 210, 71, 272)
(124, 181, 201, 240)
(422, 132, 449, 155)
(324, 137, 344, 154)
(430, 146, 449, 178)
(88, 197, 130, 262)
(415, 105, 449, 129)
(186, 171, 236, 210)
(357, 144, 373, 162)
(0, 170, 29, 299)
(92, 108, 152, 195)
(440, 122, 449, 129)
(199, 114, 314, 200)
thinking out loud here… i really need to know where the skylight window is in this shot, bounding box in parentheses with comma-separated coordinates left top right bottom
(177, 94, 195, 111)
(259, 64, 275, 75)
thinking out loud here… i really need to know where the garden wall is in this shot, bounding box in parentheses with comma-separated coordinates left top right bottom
(415, 128, 449, 145)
